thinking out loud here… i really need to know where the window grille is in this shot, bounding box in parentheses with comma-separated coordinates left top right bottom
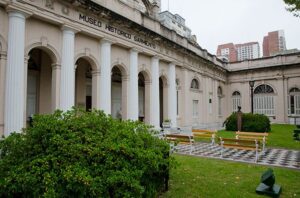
(232, 91, 241, 112)
(288, 87, 300, 115)
(254, 84, 275, 116)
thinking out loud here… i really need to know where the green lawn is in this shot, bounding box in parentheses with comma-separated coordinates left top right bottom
(161, 155, 300, 198)
(217, 124, 300, 150)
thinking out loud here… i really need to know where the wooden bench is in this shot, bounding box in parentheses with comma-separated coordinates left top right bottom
(164, 134, 194, 154)
(235, 131, 268, 151)
(192, 129, 217, 145)
(219, 137, 261, 162)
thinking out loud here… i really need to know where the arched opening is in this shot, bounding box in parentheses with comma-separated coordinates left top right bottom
(232, 91, 241, 112)
(26, 48, 54, 122)
(254, 84, 275, 116)
(190, 78, 199, 89)
(75, 58, 93, 111)
(111, 66, 126, 120)
(138, 71, 151, 124)
(288, 87, 300, 115)
(159, 76, 168, 127)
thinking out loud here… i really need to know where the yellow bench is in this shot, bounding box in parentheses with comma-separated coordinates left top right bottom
(164, 134, 194, 154)
(219, 137, 261, 162)
(192, 129, 217, 145)
(235, 131, 268, 151)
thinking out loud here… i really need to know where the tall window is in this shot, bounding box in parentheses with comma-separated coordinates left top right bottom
(209, 94, 212, 114)
(176, 79, 180, 116)
(190, 79, 199, 89)
(254, 84, 275, 116)
(193, 100, 199, 117)
(232, 91, 241, 112)
(218, 87, 222, 116)
(288, 87, 300, 115)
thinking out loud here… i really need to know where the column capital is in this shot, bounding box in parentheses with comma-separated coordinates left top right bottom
(169, 62, 176, 67)
(24, 55, 29, 64)
(130, 48, 141, 54)
(6, 7, 32, 19)
(91, 70, 101, 76)
(122, 75, 129, 81)
(51, 63, 61, 70)
(61, 25, 80, 34)
(0, 51, 7, 60)
(152, 54, 162, 60)
(100, 38, 115, 45)
(145, 80, 152, 85)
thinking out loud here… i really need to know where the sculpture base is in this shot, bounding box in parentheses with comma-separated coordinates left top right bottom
(256, 183, 281, 197)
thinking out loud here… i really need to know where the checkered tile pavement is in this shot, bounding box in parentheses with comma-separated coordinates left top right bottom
(174, 142, 300, 169)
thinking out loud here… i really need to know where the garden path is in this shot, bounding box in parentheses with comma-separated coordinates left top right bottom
(175, 142, 300, 170)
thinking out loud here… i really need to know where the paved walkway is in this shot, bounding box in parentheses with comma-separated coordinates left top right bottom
(175, 142, 300, 170)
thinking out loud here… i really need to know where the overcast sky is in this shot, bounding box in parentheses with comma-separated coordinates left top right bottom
(161, 0, 300, 55)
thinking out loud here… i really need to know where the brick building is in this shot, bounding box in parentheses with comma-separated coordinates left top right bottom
(263, 30, 287, 57)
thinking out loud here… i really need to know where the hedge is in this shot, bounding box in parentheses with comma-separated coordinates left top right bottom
(224, 112, 271, 132)
(0, 109, 172, 198)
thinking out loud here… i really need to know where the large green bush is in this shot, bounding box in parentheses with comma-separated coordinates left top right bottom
(0, 109, 171, 197)
(224, 113, 271, 132)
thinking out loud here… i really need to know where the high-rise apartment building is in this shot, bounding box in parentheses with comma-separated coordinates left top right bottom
(216, 43, 237, 62)
(263, 30, 287, 57)
(217, 42, 260, 62)
(236, 42, 260, 61)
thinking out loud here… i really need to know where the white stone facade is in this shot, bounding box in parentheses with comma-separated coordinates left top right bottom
(0, 0, 299, 136)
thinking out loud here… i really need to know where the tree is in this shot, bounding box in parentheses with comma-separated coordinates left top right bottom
(284, 0, 300, 17)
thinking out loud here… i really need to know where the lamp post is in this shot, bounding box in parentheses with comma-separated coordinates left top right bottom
(249, 80, 255, 114)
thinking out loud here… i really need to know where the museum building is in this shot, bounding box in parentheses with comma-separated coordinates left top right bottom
(0, 0, 299, 137)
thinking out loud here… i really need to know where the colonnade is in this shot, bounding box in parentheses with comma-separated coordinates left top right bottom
(3, 11, 177, 136)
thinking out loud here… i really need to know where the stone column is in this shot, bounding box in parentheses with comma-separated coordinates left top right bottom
(99, 39, 112, 115)
(4, 11, 26, 136)
(60, 27, 75, 111)
(150, 56, 160, 129)
(92, 70, 101, 109)
(168, 62, 177, 128)
(128, 49, 139, 120)
(51, 64, 61, 111)
(0, 52, 7, 136)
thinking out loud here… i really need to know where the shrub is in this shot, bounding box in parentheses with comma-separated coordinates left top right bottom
(0, 109, 172, 198)
(224, 113, 271, 132)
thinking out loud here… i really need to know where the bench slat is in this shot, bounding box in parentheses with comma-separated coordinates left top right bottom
(193, 134, 214, 137)
(236, 132, 268, 136)
(221, 138, 259, 144)
(238, 136, 265, 140)
(192, 129, 216, 133)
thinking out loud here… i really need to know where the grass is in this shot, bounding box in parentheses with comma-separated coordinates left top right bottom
(161, 155, 300, 198)
(217, 124, 300, 150)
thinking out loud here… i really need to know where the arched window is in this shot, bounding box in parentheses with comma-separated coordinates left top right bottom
(218, 86, 223, 116)
(288, 87, 300, 115)
(254, 84, 274, 94)
(190, 79, 199, 89)
(232, 91, 241, 112)
(254, 84, 275, 116)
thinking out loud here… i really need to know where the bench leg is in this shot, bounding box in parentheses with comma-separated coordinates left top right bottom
(220, 140, 224, 158)
(211, 137, 215, 145)
(255, 150, 258, 163)
(255, 143, 259, 163)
